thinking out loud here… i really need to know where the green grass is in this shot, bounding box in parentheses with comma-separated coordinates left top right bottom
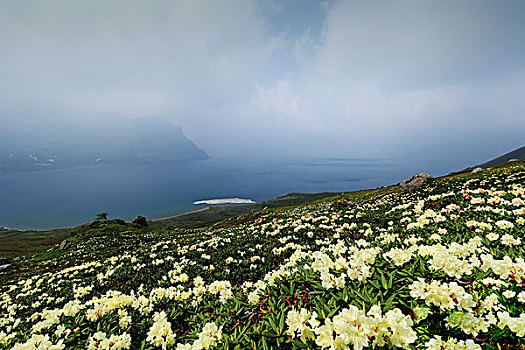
(151, 192, 341, 230)
(0, 192, 342, 260)
(0, 227, 72, 258)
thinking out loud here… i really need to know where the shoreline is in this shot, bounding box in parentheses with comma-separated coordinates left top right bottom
(152, 207, 212, 221)
(193, 197, 256, 205)
(1, 207, 215, 231)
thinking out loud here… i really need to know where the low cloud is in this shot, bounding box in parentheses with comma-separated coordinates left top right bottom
(251, 0, 525, 159)
(1, 0, 523, 163)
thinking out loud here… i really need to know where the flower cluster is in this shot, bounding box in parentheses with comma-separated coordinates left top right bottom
(287, 305, 416, 350)
(409, 279, 476, 311)
(87, 332, 131, 350)
(146, 311, 175, 349)
(425, 335, 481, 350)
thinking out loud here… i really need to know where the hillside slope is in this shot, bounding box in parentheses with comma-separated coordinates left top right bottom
(478, 146, 525, 168)
(0, 116, 208, 172)
(0, 161, 524, 349)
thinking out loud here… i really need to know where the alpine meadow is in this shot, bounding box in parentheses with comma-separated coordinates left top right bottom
(2, 161, 525, 349)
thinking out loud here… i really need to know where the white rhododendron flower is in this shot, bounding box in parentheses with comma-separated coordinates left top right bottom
(287, 305, 416, 350)
(12, 334, 65, 350)
(146, 311, 175, 349)
(409, 279, 475, 311)
(486, 232, 499, 241)
(425, 335, 481, 350)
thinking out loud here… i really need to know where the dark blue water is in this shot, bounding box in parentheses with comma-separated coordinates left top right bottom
(0, 156, 414, 230)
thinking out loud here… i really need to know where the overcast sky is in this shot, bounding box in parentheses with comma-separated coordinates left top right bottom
(1, 0, 524, 166)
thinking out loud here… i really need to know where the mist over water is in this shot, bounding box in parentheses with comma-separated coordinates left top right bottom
(1, 1, 523, 164)
(0, 156, 427, 230)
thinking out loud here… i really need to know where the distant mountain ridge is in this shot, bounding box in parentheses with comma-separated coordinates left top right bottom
(451, 145, 525, 174)
(0, 115, 208, 172)
(477, 146, 525, 168)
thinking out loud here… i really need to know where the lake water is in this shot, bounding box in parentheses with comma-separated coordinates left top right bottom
(0, 156, 421, 230)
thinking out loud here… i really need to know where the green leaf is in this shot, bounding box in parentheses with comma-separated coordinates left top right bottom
(262, 332, 281, 338)
(327, 305, 341, 318)
(388, 271, 395, 289)
(268, 317, 278, 334)
(369, 280, 380, 290)
(279, 309, 287, 333)
(381, 273, 388, 290)
(291, 340, 309, 349)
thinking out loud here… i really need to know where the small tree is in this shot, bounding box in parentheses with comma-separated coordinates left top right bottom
(95, 212, 108, 221)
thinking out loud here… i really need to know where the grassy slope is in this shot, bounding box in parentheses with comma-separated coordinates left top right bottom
(478, 146, 525, 168)
(0, 183, 398, 283)
(0, 227, 72, 259)
(0, 193, 349, 258)
(151, 192, 342, 230)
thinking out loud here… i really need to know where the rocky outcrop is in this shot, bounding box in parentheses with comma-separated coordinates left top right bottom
(472, 167, 486, 174)
(0, 259, 17, 273)
(59, 240, 71, 251)
(132, 216, 148, 227)
(399, 173, 433, 192)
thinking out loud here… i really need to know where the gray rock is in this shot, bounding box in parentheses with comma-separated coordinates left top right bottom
(399, 172, 433, 192)
(0, 264, 17, 273)
(508, 159, 519, 163)
(59, 240, 71, 251)
(471, 167, 486, 174)
(132, 215, 148, 227)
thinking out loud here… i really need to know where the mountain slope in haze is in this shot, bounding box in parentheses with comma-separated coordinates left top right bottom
(0, 116, 209, 172)
(449, 145, 524, 175)
(477, 145, 525, 168)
